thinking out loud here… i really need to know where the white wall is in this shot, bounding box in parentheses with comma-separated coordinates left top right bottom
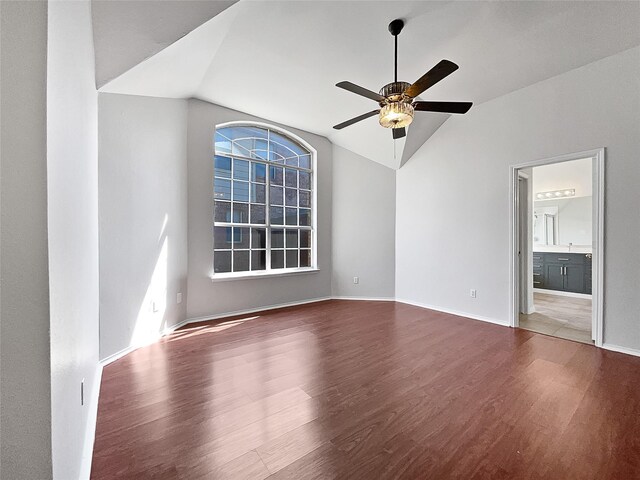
(0, 2, 53, 478)
(186, 99, 332, 319)
(396, 46, 640, 349)
(99, 93, 188, 360)
(331, 145, 395, 299)
(47, 1, 101, 478)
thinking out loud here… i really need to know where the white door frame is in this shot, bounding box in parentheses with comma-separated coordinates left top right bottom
(508, 148, 605, 347)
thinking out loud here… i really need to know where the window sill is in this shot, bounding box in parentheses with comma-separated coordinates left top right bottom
(210, 268, 320, 282)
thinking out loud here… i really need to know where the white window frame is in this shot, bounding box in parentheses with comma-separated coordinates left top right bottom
(211, 121, 318, 280)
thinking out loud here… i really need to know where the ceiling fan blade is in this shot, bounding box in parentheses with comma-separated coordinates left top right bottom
(404, 60, 459, 98)
(333, 110, 380, 130)
(413, 101, 472, 114)
(336, 81, 385, 102)
(392, 127, 406, 139)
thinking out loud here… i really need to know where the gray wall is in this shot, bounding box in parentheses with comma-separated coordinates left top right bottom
(47, 1, 101, 478)
(0, 1, 53, 478)
(396, 46, 640, 350)
(186, 99, 332, 319)
(99, 93, 188, 360)
(331, 145, 395, 299)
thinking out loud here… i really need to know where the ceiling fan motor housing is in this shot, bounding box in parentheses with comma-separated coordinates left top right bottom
(379, 82, 411, 103)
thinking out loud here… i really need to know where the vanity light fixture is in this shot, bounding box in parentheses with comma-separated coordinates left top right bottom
(535, 188, 575, 200)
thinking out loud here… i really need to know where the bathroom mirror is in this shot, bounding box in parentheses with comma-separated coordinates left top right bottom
(533, 196, 592, 246)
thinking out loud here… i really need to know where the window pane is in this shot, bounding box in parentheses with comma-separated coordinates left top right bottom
(270, 207, 284, 225)
(299, 190, 311, 208)
(233, 203, 249, 223)
(299, 154, 311, 169)
(233, 227, 250, 249)
(285, 208, 297, 225)
(251, 184, 266, 203)
(270, 166, 283, 186)
(233, 159, 249, 180)
(270, 186, 283, 205)
(251, 250, 266, 271)
(214, 226, 232, 249)
(252, 138, 269, 160)
(214, 132, 232, 156)
(233, 251, 250, 272)
(271, 250, 284, 269)
(270, 130, 306, 157)
(300, 230, 311, 249)
(300, 249, 311, 267)
(299, 171, 311, 190)
(214, 201, 231, 223)
(285, 168, 297, 188)
(252, 163, 266, 183)
(286, 250, 298, 268)
(218, 125, 268, 142)
(252, 228, 266, 249)
(233, 181, 249, 202)
(214, 250, 232, 273)
(285, 155, 298, 167)
(250, 204, 266, 224)
(285, 229, 298, 248)
(214, 178, 231, 200)
(271, 229, 284, 248)
(299, 208, 311, 226)
(285, 188, 297, 207)
(214, 155, 232, 178)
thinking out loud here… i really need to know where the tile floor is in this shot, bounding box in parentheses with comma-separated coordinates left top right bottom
(519, 292, 593, 344)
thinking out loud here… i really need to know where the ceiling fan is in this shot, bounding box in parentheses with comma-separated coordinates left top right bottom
(333, 19, 472, 139)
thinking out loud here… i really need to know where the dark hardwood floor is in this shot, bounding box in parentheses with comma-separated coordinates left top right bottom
(91, 300, 640, 479)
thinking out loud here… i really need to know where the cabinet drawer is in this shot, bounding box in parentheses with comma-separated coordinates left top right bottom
(543, 253, 585, 265)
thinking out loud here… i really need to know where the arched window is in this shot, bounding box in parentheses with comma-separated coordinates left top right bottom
(213, 123, 315, 276)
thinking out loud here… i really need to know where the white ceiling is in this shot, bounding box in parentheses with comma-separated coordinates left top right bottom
(98, 1, 640, 169)
(92, 0, 238, 87)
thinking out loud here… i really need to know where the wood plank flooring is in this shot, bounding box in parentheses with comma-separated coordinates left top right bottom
(91, 300, 640, 479)
(520, 292, 592, 344)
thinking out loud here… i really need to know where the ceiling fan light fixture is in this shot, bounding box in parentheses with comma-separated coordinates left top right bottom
(379, 101, 414, 129)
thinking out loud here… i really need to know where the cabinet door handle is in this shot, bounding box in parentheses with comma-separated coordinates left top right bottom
(533, 273, 541, 276)
(558, 257, 569, 261)
(564, 266, 567, 275)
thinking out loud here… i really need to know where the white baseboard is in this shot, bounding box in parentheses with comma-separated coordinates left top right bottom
(79, 362, 103, 480)
(533, 288, 592, 299)
(331, 296, 395, 302)
(395, 298, 510, 327)
(602, 343, 640, 358)
(184, 296, 333, 325)
(99, 322, 182, 366)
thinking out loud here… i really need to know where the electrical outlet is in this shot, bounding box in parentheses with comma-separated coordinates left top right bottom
(470, 289, 477, 298)
(353, 276, 359, 284)
(81, 379, 84, 406)
(177, 292, 182, 304)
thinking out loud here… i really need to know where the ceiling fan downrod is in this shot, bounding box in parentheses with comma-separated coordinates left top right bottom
(388, 19, 404, 84)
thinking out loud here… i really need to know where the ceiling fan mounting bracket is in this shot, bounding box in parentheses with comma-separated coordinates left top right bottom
(388, 19, 404, 37)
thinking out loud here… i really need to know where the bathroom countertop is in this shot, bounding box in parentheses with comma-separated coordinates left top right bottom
(533, 246, 592, 254)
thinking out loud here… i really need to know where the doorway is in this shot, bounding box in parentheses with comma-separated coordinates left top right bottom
(510, 149, 604, 347)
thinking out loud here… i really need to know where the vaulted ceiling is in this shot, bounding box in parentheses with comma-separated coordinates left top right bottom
(94, 0, 640, 169)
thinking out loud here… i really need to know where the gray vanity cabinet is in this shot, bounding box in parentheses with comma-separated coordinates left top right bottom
(534, 253, 591, 295)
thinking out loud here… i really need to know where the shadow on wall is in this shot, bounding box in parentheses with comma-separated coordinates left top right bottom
(129, 214, 170, 349)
